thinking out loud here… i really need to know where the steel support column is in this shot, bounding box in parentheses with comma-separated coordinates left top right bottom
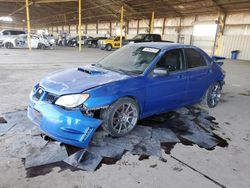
(214, 13, 226, 55)
(78, 0, 82, 52)
(120, 6, 124, 48)
(150, 11, 154, 34)
(25, 0, 31, 51)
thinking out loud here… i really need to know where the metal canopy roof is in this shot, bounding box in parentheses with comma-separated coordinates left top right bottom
(0, 0, 250, 27)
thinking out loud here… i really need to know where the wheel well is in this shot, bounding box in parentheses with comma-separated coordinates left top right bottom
(5, 42, 13, 46)
(218, 80, 224, 89)
(119, 96, 141, 115)
(83, 96, 141, 119)
(106, 43, 112, 47)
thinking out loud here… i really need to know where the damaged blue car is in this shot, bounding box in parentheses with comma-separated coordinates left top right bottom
(28, 42, 225, 148)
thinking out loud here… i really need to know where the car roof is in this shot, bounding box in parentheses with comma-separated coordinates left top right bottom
(130, 42, 193, 50)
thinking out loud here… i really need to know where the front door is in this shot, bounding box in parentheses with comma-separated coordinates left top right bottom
(144, 48, 188, 116)
(113, 37, 121, 48)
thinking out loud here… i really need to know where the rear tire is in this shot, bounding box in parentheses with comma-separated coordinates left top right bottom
(203, 82, 222, 108)
(5, 42, 14, 49)
(100, 97, 139, 137)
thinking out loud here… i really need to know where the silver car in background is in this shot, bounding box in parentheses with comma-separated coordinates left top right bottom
(2, 34, 50, 49)
(0, 29, 26, 47)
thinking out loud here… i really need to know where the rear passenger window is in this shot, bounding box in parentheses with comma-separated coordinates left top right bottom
(185, 48, 207, 68)
(11, 31, 17, 35)
(17, 31, 25, 35)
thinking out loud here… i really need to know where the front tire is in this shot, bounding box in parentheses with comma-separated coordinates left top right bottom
(203, 82, 222, 108)
(100, 97, 139, 137)
(105, 44, 112, 51)
(5, 42, 14, 49)
(38, 43, 46, 50)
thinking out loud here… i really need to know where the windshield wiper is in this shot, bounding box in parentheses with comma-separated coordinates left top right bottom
(93, 65, 139, 75)
(126, 70, 143, 75)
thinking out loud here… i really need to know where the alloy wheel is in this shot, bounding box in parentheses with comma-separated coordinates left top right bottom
(209, 84, 221, 107)
(111, 103, 138, 134)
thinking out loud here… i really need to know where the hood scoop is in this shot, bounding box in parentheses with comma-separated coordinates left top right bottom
(77, 67, 104, 75)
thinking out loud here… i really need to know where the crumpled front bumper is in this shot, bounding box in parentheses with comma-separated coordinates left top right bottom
(27, 92, 102, 148)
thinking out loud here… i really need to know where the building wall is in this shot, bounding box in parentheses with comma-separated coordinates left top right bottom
(220, 13, 250, 60)
(33, 11, 250, 60)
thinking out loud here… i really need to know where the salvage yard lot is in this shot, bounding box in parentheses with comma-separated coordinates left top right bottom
(0, 47, 250, 188)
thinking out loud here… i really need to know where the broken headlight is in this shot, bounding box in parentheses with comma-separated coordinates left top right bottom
(55, 94, 89, 108)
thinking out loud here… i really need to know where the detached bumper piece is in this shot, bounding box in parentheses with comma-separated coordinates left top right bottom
(27, 88, 102, 148)
(64, 149, 102, 171)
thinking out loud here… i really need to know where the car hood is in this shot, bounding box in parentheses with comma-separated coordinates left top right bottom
(40, 65, 130, 96)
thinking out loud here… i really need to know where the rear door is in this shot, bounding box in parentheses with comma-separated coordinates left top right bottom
(184, 48, 213, 103)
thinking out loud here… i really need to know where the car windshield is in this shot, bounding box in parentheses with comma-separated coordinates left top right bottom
(97, 45, 160, 75)
(133, 34, 146, 40)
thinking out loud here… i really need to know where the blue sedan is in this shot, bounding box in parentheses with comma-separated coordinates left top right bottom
(27, 42, 225, 148)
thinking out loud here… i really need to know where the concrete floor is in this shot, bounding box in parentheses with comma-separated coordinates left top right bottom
(0, 47, 250, 188)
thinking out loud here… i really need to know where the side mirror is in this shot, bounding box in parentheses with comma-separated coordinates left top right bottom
(153, 67, 169, 77)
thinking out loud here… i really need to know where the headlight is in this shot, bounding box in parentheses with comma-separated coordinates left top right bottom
(55, 94, 89, 108)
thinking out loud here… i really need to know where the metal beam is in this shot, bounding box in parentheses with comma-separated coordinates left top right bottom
(136, 19, 139, 34)
(150, 11, 154, 34)
(25, 0, 31, 51)
(162, 17, 166, 36)
(120, 6, 124, 48)
(214, 13, 226, 55)
(78, 0, 82, 52)
(210, 0, 225, 13)
(88, 0, 118, 19)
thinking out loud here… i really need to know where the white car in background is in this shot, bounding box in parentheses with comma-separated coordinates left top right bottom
(0, 29, 26, 47)
(2, 34, 50, 49)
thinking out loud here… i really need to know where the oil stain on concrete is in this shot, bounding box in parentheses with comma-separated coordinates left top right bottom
(0, 105, 228, 178)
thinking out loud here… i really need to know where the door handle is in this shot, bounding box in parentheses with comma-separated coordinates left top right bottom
(177, 74, 184, 79)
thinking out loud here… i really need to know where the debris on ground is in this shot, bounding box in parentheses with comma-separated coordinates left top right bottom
(0, 106, 228, 176)
(25, 142, 68, 169)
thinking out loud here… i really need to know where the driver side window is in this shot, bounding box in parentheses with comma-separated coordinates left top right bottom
(156, 49, 184, 72)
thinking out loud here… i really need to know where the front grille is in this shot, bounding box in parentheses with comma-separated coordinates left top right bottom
(46, 93, 58, 103)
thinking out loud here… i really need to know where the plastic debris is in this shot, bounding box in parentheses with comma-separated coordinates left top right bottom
(131, 138, 162, 157)
(64, 150, 102, 171)
(25, 142, 68, 169)
(88, 143, 124, 159)
(151, 128, 180, 143)
(103, 134, 143, 151)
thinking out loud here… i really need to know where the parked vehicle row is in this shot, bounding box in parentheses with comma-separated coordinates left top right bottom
(0, 30, 172, 50)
